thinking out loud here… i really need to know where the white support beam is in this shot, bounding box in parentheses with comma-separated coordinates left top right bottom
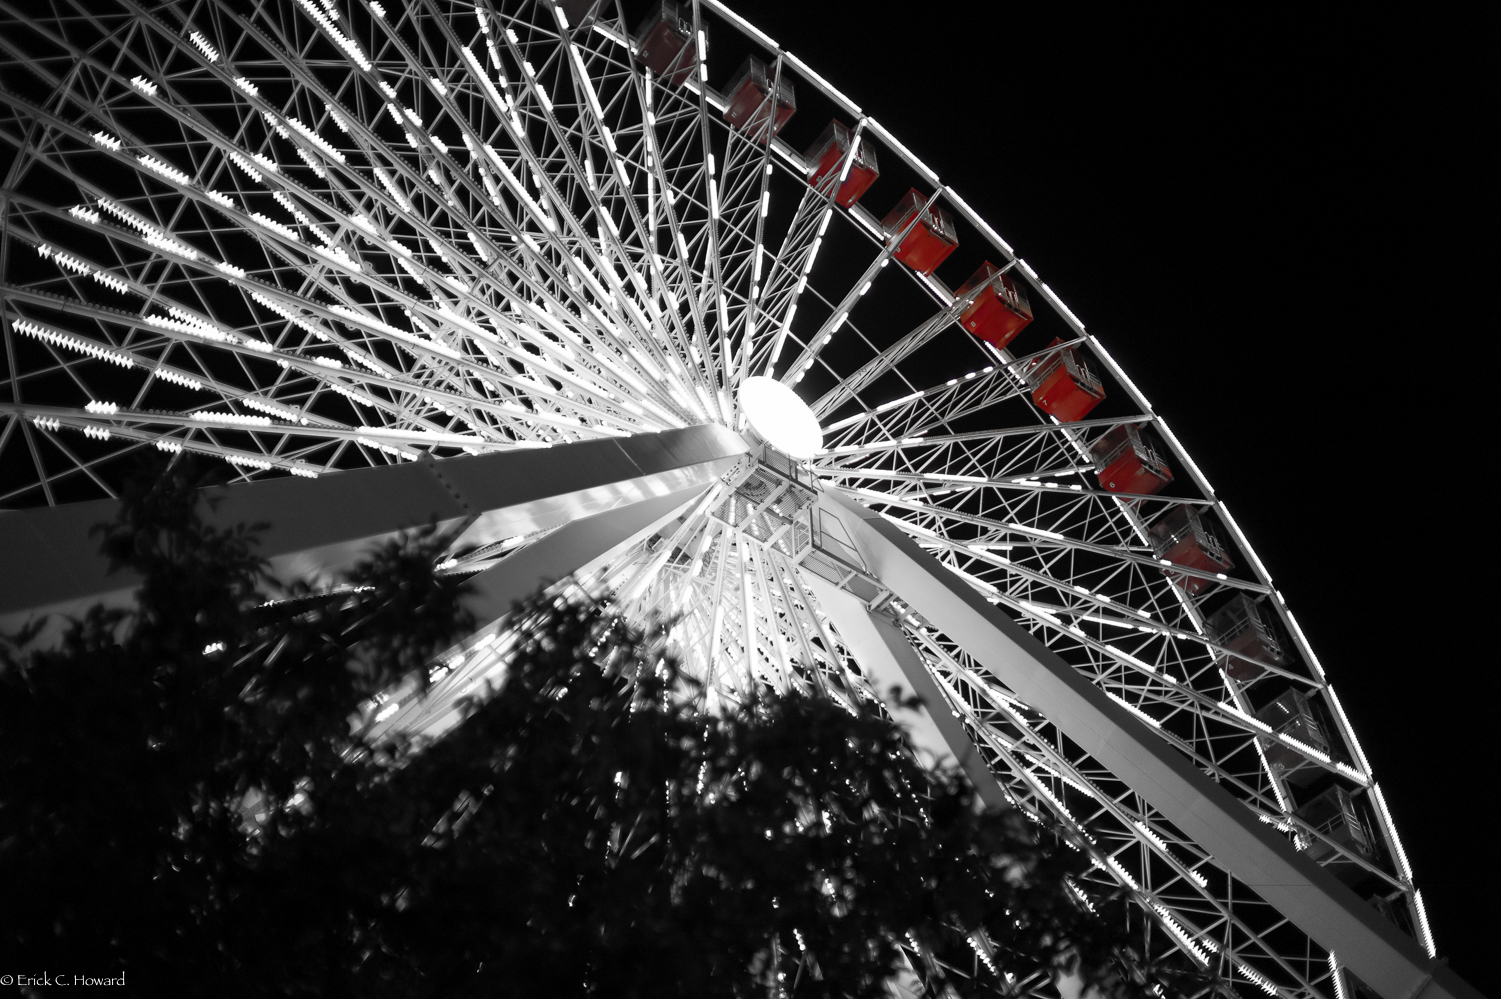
(813, 486, 1479, 999)
(377, 483, 714, 741)
(804, 576, 1009, 811)
(0, 425, 748, 635)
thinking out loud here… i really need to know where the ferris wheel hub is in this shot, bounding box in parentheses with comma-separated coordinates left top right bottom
(737, 376, 822, 460)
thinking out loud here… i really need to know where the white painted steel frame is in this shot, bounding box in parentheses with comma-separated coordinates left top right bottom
(808, 488, 1477, 999)
(0, 1, 1464, 996)
(0, 422, 746, 631)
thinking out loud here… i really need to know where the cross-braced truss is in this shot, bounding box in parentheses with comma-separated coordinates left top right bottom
(0, 2, 1433, 996)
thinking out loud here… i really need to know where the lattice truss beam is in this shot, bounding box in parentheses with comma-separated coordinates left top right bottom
(0, 2, 1440, 998)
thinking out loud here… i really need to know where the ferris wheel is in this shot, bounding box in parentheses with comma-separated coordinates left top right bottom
(0, 2, 1476, 998)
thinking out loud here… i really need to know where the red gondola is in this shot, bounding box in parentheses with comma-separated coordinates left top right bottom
(804, 120, 879, 207)
(1148, 504, 1232, 595)
(1025, 338, 1105, 423)
(1207, 594, 1293, 681)
(632, 1, 697, 86)
(955, 262, 1032, 350)
(1258, 689, 1329, 786)
(723, 56, 796, 142)
(1090, 424, 1171, 496)
(881, 189, 958, 275)
(1296, 787, 1374, 884)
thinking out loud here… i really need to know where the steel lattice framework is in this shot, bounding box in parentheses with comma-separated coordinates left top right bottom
(0, 2, 1459, 998)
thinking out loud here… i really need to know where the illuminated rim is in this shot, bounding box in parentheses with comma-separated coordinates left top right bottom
(0, 1, 1429, 994)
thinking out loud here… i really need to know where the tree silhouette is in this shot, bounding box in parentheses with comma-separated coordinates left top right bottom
(1, 458, 1196, 997)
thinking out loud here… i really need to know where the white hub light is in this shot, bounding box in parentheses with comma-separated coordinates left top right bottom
(738, 376, 823, 459)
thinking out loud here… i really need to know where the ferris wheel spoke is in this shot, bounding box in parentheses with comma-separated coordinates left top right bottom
(820, 439, 1096, 499)
(0, 398, 579, 465)
(812, 295, 989, 420)
(6, 302, 331, 428)
(763, 547, 833, 696)
(918, 641, 1296, 978)
(818, 360, 1021, 447)
(839, 489, 1271, 613)
(919, 636, 1342, 992)
(612, 480, 723, 610)
(818, 418, 1158, 461)
(777, 227, 885, 388)
(10, 404, 325, 483)
(701, 79, 796, 316)
(0, 96, 506, 401)
(721, 531, 755, 686)
(720, 63, 786, 384)
(618, 63, 722, 382)
(705, 137, 766, 359)
(780, 188, 956, 389)
(966, 591, 1326, 756)
(817, 434, 1083, 483)
(863, 509, 1350, 804)
(765, 551, 830, 693)
(542, 20, 707, 375)
(475, 10, 709, 377)
(900, 630, 1314, 990)
(751, 184, 831, 373)
(4, 265, 639, 443)
(740, 540, 793, 692)
(699, 520, 738, 697)
(820, 459, 1212, 509)
(924, 629, 1279, 820)
(4, 256, 639, 449)
(905, 639, 1189, 892)
(679, 2, 737, 380)
(205, 3, 675, 408)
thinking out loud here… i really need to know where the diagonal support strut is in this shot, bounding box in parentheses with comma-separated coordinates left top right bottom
(811, 486, 1479, 999)
(0, 424, 749, 637)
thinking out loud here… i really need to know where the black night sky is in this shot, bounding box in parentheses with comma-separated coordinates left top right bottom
(731, 1, 1492, 988)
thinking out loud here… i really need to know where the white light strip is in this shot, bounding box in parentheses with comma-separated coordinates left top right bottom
(1326, 686, 1373, 774)
(190, 411, 272, 427)
(1104, 855, 1139, 891)
(1152, 417, 1213, 497)
(865, 119, 936, 183)
(1105, 644, 1163, 676)
(701, 0, 779, 57)
(1333, 761, 1369, 786)
(781, 51, 858, 116)
(1413, 889, 1437, 958)
(1107, 691, 1163, 729)
(31, 243, 129, 294)
(1369, 784, 1413, 881)
(1218, 700, 1273, 734)
(1234, 960, 1279, 996)
(1329, 954, 1350, 999)
(138, 155, 190, 186)
(1152, 904, 1211, 965)
(944, 186, 1014, 256)
(1134, 819, 1171, 855)
(1279, 732, 1332, 765)
(12, 319, 134, 367)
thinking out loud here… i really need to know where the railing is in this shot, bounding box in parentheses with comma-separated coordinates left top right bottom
(809, 507, 864, 571)
(1274, 711, 1325, 746)
(1025, 345, 1102, 395)
(1149, 509, 1231, 566)
(1209, 596, 1288, 662)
